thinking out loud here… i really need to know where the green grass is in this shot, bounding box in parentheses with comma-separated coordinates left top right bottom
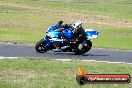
(0, 58, 132, 88)
(1, 0, 132, 20)
(0, 0, 131, 49)
(92, 25, 132, 50)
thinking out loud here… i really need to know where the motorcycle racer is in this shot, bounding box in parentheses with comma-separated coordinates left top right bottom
(71, 21, 87, 51)
(72, 21, 86, 43)
(54, 21, 87, 51)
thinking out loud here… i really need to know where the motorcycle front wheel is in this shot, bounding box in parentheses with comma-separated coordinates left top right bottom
(35, 39, 47, 53)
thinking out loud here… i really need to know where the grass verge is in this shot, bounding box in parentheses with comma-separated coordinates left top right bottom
(0, 58, 132, 88)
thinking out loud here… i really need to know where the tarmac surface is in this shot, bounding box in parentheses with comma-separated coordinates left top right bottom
(0, 43, 132, 63)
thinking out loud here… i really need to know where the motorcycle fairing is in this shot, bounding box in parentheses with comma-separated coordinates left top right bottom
(44, 27, 99, 49)
(85, 29, 99, 40)
(63, 28, 74, 39)
(46, 26, 74, 39)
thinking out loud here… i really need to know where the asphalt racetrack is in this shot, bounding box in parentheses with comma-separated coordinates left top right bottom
(0, 43, 132, 63)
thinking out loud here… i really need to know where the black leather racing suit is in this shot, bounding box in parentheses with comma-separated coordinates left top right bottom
(72, 27, 87, 50)
(73, 27, 86, 43)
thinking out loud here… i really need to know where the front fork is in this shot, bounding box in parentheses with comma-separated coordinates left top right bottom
(43, 36, 51, 49)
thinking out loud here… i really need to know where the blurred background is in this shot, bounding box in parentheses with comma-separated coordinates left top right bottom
(0, 0, 131, 49)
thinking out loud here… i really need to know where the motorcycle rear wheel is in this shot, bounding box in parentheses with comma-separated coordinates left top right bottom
(84, 40, 92, 52)
(73, 40, 92, 55)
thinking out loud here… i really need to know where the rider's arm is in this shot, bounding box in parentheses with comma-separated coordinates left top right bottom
(76, 28, 86, 42)
(62, 24, 72, 28)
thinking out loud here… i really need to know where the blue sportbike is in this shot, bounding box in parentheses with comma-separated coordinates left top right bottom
(35, 23, 99, 55)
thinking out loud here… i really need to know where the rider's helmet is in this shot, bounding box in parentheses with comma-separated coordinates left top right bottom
(72, 21, 83, 30)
